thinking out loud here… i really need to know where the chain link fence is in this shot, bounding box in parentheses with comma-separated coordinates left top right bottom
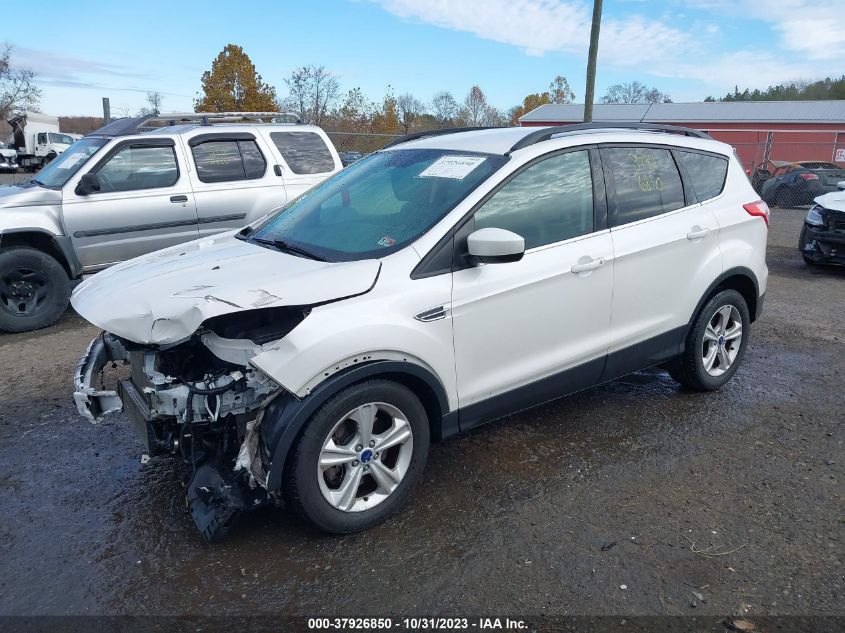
(702, 130, 845, 208)
(325, 131, 403, 166)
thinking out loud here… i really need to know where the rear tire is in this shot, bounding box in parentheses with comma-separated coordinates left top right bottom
(284, 379, 430, 533)
(667, 289, 750, 391)
(0, 247, 71, 333)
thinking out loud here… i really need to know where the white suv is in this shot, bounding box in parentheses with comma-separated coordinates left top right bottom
(73, 124, 769, 540)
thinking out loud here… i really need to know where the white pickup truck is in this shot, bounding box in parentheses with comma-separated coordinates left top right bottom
(0, 112, 343, 332)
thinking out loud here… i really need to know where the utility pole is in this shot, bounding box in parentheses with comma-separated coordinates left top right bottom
(583, 0, 603, 123)
(102, 97, 111, 124)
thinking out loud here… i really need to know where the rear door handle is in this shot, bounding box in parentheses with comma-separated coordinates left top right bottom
(570, 257, 604, 274)
(687, 227, 711, 240)
(170, 195, 188, 203)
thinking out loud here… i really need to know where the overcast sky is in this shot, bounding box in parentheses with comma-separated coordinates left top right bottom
(11, 0, 845, 117)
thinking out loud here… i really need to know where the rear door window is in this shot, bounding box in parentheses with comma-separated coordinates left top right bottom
(191, 139, 267, 183)
(270, 131, 335, 174)
(603, 147, 685, 227)
(678, 150, 728, 202)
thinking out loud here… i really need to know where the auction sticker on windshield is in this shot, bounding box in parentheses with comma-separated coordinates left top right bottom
(419, 155, 486, 180)
(57, 152, 87, 169)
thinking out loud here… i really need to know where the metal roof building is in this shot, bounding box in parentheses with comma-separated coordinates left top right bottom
(519, 101, 845, 169)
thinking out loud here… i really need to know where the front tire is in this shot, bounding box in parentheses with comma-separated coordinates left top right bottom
(667, 289, 750, 391)
(284, 379, 430, 533)
(0, 247, 71, 332)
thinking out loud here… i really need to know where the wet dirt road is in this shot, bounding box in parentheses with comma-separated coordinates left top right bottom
(0, 208, 842, 618)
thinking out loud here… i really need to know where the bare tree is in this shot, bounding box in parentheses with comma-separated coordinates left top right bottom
(482, 105, 505, 127)
(0, 44, 41, 120)
(283, 65, 340, 125)
(147, 91, 162, 113)
(460, 85, 489, 126)
(601, 81, 671, 104)
(284, 66, 312, 123)
(310, 66, 340, 126)
(396, 93, 425, 134)
(431, 90, 458, 127)
(548, 75, 575, 104)
(138, 91, 163, 116)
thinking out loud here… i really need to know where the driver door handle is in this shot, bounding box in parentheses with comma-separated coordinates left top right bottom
(687, 227, 711, 240)
(170, 195, 188, 203)
(571, 257, 604, 273)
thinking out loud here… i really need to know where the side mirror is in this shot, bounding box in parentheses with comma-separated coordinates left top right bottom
(75, 173, 101, 195)
(837, 180, 845, 191)
(467, 227, 525, 264)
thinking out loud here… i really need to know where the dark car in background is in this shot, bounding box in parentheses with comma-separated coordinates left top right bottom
(799, 185, 845, 266)
(760, 161, 845, 207)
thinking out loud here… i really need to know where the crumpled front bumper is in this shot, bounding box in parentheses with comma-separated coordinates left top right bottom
(801, 223, 845, 265)
(73, 333, 127, 423)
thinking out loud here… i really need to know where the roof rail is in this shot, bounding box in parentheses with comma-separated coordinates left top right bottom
(382, 126, 496, 149)
(139, 111, 301, 129)
(89, 111, 302, 137)
(507, 122, 711, 154)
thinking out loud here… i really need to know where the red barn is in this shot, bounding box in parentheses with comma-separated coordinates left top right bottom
(518, 101, 845, 172)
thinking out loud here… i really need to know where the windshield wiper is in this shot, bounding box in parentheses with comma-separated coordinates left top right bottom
(251, 237, 327, 261)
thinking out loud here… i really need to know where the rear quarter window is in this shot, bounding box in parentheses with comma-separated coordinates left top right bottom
(678, 151, 728, 202)
(270, 131, 335, 175)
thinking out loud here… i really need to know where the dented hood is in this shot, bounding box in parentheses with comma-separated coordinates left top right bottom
(71, 231, 380, 345)
(815, 189, 845, 212)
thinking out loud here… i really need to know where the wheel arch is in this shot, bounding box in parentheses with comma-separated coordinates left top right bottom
(689, 267, 760, 330)
(0, 229, 81, 279)
(260, 360, 454, 492)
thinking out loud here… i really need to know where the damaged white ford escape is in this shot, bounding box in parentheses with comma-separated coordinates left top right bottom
(72, 124, 769, 540)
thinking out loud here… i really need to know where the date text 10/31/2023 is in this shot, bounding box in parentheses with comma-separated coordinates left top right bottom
(307, 617, 529, 630)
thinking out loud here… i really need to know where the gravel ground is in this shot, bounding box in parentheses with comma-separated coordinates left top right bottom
(0, 208, 842, 623)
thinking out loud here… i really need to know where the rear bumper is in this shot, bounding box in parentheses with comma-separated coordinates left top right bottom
(73, 333, 127, 423)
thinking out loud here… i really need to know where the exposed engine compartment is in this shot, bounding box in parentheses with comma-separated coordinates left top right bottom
(74, 316, 304, 540)
(116, 333, 281, 540)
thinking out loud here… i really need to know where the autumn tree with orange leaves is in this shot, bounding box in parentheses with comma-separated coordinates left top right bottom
(194, 45, 277, 112)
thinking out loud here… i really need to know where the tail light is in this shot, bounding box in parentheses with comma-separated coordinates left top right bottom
(743, 200, 770, 227)
(798, 173, 819, 181)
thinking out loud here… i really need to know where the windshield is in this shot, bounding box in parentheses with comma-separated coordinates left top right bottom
(249, 148, 507, 261)
(33, 137, 108, 189)
(48, 132, 75, 145)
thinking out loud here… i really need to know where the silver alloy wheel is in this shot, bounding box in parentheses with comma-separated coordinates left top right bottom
(702, 304, 742, 377)
(317, 402, 414, 513)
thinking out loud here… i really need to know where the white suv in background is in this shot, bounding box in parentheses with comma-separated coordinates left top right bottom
(73, 123, 769, 540)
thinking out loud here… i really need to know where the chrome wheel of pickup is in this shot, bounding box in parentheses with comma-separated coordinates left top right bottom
(317, 402, 414, 513)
